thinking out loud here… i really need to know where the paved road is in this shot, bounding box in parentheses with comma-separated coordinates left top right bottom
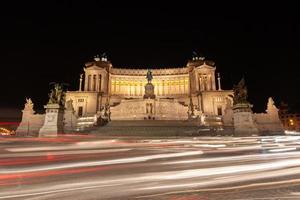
(1, 135, 300, 199)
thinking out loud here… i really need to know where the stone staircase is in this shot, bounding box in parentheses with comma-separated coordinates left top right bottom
(90, 120, 206, 136)
(75, 115, 97, 131)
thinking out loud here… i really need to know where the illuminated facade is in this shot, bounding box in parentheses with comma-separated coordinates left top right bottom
(279, 102, 300, 131)
(66, 55, 233, 121)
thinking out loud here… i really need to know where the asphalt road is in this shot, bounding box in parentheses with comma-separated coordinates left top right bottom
(1, 135, 300, 200)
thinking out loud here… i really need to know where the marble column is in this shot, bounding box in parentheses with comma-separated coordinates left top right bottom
(120, 81, 124, 95)
(207, 75, 211, 91)
(195, 73, 199, 91)
(199, 77, 202, 91)
(110, 80, 114, 94)
(186, 78, 189, 94)
(128, 82, 131, 96)
(212, 72, 216, 90)
(184, 78, 187, 94)
(88, 75, 92, 91)
(84, 74, 88, 91)
(96, 74, 99, 92)
(92, 75, 95, 91)
(118, 80, 121, 94)
(101, 74, 105, 94)
(100, 75, 103, 92)
(162, 80, 166, 95)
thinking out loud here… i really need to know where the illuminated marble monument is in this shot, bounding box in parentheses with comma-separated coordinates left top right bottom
(16, 54, 284, 136)
(66, 55, 233, 123)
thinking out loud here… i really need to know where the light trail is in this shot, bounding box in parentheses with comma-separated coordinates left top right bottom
(163, 150, 300, 164)
(0, 148, 131, 158)
(5, 140, 118, 152)
(0, 151, 203, 174)
(1, 136, 300, 199)
(268, 147, 297, 152)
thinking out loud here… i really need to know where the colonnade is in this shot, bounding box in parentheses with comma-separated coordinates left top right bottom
(110, 76, 189, 96)
(196, 73, 216, 91)
(84, 74, 104, 92)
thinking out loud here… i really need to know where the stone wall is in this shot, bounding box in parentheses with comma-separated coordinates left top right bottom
(253, 113, 282, 134)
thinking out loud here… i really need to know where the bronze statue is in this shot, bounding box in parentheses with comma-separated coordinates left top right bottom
(232, 78, 248, 105)
(48, 83, 67, 106)
(146, 69, 153, 83)
(144, 70, 155, 99)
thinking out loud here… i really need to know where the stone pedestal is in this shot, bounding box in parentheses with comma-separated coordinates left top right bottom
(143, 83, 156, 99)
(39, 104, 64, 137)
(144, 98, 156, 120)
(233, 103, 259, 136)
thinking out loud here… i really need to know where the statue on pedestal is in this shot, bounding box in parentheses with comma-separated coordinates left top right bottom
(232, 78, 248, 105)
(48, 83, 67, 106)
(146, 69, 153, 83)
(144, 70, 155, 99)
(232, 78, 259, 136)
(39, 82, 68, 137)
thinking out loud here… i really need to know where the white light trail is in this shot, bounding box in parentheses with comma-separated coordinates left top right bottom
(0, 148, 132, 158)
(0, 151, 203, 174)
(163, 150, 300, 165)
(5, 140, 118, 152)
(268, 147, 297, 152)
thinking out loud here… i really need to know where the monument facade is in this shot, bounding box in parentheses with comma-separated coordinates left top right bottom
(16, 54, 285, 136)
(66, 55, 233, 123)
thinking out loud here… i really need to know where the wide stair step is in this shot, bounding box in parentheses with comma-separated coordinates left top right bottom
(76, 116, 97, 131)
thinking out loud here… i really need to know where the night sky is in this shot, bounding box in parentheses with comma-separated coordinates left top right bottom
(1, 1, 300, 116)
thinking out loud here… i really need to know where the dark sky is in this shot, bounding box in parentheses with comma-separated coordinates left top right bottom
(1, 1, 300, 114)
